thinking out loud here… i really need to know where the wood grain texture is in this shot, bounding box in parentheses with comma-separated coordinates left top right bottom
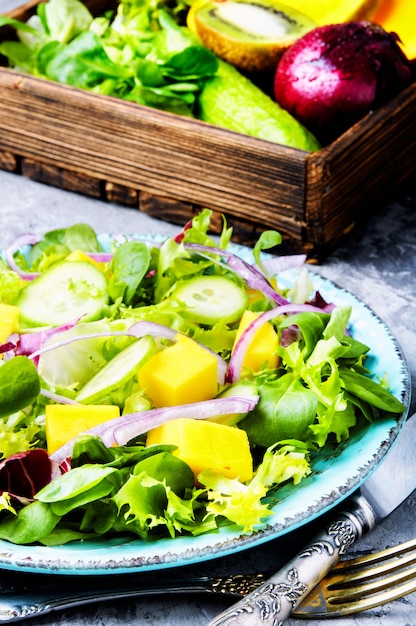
(21, 158, 103, 198)
(1, 0, 415, 257)
(305, 82, 416, 246)
(0, 149, 17, 172)
(0, 70, 307, 233)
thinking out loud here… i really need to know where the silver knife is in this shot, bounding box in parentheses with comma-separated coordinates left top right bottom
(207, 411, 416, 625)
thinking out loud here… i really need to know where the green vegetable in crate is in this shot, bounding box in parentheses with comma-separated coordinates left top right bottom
(198, 59, 320, 150)
(0, 0, 320, 151)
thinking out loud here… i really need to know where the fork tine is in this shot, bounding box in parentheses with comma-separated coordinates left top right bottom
(327, 562, 416, 600)
(329, 536, 416, 575)
(327, 546, 416, 585)
(323, 570, 416, 615)
(293, 539, 416, 618)
(293, 565, 416, 617)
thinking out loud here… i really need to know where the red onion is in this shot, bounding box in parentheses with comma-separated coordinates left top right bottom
(184, 243, 289, 305)
(5, 233, 40, 280)
(259, 254, 307, 274)
(50, 395, 259, 464)
(29, 320, 227, 385)
(40, 389, 80, 405)
(87, 253, 113, 263)
(274, 21, 413, 144)
(227, 303, 325, 383)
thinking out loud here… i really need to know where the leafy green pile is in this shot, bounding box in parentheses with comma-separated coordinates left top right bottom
(0, 212, 405, 545)
(0, 0, 218, 116)
(0, 436, 310, 544)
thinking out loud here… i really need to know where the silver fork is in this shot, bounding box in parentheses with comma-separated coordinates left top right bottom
(1, 538, 416, 622)
(293, 536, 416, 617)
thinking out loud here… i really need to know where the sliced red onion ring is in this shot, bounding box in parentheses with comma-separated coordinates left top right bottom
(50, 395, 259, 464)
(87, 253, 113, 263)
(18, 318, 81, 362)
(28, 321, 177, 361)
(0, 340, 16, 354)
(29, 320, 227, 384)
(40, 389, 80, 405)
(183, 243, 289, 305)
(227, 303, 325, 383)
(5, 233, 40, 280)
(260, 254, 307, 274)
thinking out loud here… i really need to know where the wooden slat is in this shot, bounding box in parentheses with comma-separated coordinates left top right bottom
(105, 181, 138, 207)
(0, 149, 17, 172)
(305, 83, 416, 245)
(0, 70, 308, 242)
(21, 158, 103, 198)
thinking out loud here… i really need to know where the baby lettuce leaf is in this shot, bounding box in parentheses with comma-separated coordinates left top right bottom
(39, 0, 94, 44)
(27, 223, 103, 271)
(241, 305, 404, 450)
(0, 0, 218, 117)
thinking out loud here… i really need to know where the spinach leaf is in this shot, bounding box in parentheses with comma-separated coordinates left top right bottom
(108, 241, 151, 305)
(240, 374, 318, 447)
(36, 464, 120, 503)
(0, 501, 60, 544)
(63, 223, 102, 253)
(253, 230, 282, 276)
(340, 368, 405, 413)
(0, 357, 40, 418)
(162, 46, 218, 81)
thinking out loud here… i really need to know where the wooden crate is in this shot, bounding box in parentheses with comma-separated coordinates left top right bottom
(1, 0, 416, 258)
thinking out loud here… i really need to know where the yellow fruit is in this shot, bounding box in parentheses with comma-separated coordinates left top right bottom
(281, 0, 382, 25)
(65, 249, 105, 271)
(146, 417, 253, 483)
(0, 303, 20, 344)
(46, 404, 120, 454)
(232, 310, 279, 373)
(373, 0, 416, 59)
(137, 335, 218, 407)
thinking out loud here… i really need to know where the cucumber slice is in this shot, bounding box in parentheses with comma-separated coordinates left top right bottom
(208, 379, 258, 426)
(76, 336, 155, 404)
(18, 261, 108, 327)
(172, 275, 248, 325)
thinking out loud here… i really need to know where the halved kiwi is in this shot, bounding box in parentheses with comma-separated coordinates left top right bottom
(187, 0, 317, 72)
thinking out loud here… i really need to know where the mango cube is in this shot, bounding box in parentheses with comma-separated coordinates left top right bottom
(66, 249, 105, 271)
(146, 418, 253, 483)
(46, 404, 120, 454)
(233, 310, 279, 373)
(247, 278, 279, 306)
(137, 335, 218, 407)
(0, 303, 20, 343)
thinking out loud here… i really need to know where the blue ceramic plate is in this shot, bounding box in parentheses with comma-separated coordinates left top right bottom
(0, 235, 410, 575)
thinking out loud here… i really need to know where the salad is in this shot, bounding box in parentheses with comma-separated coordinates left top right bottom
(0, 210, 405, 547)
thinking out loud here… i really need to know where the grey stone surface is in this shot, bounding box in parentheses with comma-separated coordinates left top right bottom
(2, 0, 26, 12)
(1, 169, 416, 625)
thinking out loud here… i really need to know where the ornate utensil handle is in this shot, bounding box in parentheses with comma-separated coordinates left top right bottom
(0, 573, 267, 623)
(207, 494, 377, 626)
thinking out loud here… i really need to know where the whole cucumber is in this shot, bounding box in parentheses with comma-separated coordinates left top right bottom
(197, 60, 321, 151)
